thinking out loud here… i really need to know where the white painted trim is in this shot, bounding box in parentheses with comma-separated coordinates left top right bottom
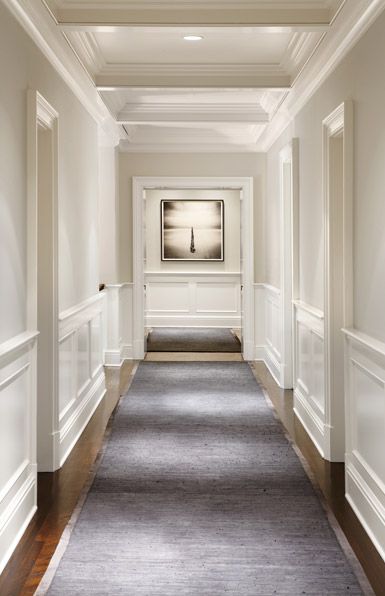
(133, 177, 254, 361)
(145, 271, 241, 278)
(6, 0, 121, 142)
(344, 328, 385, 563)
(260, 0, 385, 151)
(59, 292, 105, 322)
(0, 331, 39, 365)
(293, 300, 324, 320)
(0, 332, 38, 575)
(146, 315, 241, 328)
(279, 140, 298, 389)
(323, 100, 353, 462)
(59, 369, 106, 466)
(28, 89, 60, 472)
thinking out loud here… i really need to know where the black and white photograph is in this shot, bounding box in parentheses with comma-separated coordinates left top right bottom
(161, 199, 224, 261)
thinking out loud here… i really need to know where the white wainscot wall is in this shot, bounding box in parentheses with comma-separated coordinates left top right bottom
(145, 272, 241, 328)
(293, 301, 325, 456)
(0, 332, 38, 574)
(104, 283, 133, 366)
(58, 293, 106, 465)
(254, 284, 284, 386)
(344, 329, 385, 563)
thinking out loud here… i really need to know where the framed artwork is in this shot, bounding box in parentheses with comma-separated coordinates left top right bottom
(161, 199, 224, 261)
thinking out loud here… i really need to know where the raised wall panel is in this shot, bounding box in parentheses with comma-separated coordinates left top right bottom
(353, 361, 385, 481)
(59, 333, 74, 417)
(58, 294, 106, 466)
(145, 273, 241, 328)
(293, 302, 325, 457)
(344, 330, 385, 563)
(91, 313, 102, 377)
(0, 333, 38, 575)
(77, 323, 90, 394)
(196, 283, 238, 314)
(147, 282, 189, 313)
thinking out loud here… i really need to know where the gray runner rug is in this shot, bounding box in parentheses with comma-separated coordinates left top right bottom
(146, 327, 241, 352)
(39, 362, 368, 595)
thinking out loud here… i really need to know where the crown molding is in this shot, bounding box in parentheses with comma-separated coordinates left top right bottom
(116, 102, 269, 123)
(6, 0, 122, 144)
(259, 0, 385, 151)
(119, 141, 261, 153)
(47, 4, 335, 28)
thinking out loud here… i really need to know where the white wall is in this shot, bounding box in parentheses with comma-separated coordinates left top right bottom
(0, 3, 110, 573)
(265, 9, 385, 562)
(118, 152, 265, 283)
(99, 144, 120, 284)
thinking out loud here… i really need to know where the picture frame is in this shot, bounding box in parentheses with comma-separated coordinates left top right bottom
(161, 199, 224, 261)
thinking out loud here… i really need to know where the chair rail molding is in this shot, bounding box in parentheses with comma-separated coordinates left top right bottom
(343, 328, 385, 563)
(133, 177, 254, 361)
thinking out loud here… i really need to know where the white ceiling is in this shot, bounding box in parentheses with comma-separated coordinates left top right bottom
(41, 0, 355, 152)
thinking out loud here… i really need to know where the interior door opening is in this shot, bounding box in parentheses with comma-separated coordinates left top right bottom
(143, 187, 243, 358)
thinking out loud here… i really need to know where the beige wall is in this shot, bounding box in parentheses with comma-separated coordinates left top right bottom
(266, 10, 385, 341)
(118, 152, 265, 283)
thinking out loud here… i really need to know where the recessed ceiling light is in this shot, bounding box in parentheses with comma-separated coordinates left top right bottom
(183, 35, 203, 41)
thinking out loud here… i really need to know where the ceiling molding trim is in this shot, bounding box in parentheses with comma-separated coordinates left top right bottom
(52, 7, 333, 28)
(119, 141, 262, 153)
(259, 0, 385, 151)
(6, 0, 122, 144)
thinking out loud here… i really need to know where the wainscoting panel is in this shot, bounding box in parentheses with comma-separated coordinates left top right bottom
(58, 293, 106, 466)
(293, 301, 325, 457)
(264, 285, 282, 384)
(104, 283, 134, 366)
(0, 331, 38, 574)
(145, 272, 241, 328)
(344, 329, 385, 562)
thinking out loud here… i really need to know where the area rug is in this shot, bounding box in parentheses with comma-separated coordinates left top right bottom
(37, 362, 370, 595)
(146, 327, 241, 352)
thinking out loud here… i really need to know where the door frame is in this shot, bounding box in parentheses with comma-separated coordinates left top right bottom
(132, 176, 254, 360)
(27, 89, 59, 471)
(279, 139, 299, 389)
(323, 100, 353, 461)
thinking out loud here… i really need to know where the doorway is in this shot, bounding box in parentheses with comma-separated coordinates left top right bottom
(28, 91, 59, 471)
(323, 101, 353, 462)
(132, 177, 254, 361)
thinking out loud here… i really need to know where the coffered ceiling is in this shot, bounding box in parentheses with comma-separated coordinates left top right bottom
(38, 0, 377, 151)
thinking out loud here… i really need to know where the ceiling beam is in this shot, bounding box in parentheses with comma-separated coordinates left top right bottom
(51, 7, 333, 29)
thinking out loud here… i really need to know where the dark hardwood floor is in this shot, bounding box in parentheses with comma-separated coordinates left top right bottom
(0, 359, 384, 595)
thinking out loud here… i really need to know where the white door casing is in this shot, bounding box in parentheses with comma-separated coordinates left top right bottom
(132, 177, 254, 360)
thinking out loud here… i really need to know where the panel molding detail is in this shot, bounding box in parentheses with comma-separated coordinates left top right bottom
(145, 273, 241, 328)
(254, 283, 285, 386)
(104, 283, 134, 366)
(58, 292, 106, 466)
(0, 332, 38, 575)
(293, 300, 325, 457)
(344, 328, 385, 563)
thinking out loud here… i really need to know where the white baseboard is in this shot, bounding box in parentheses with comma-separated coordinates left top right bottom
(59, 370, 106, 466)
(254, 344, 285, 388)
(104, 349, 122, 367)
(120, 344, 133, 360)
(0, 469, 37, 575)
(346, 460, 385, 563)
(293, 387, 325, 458)
(145, 315, 241, 328)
